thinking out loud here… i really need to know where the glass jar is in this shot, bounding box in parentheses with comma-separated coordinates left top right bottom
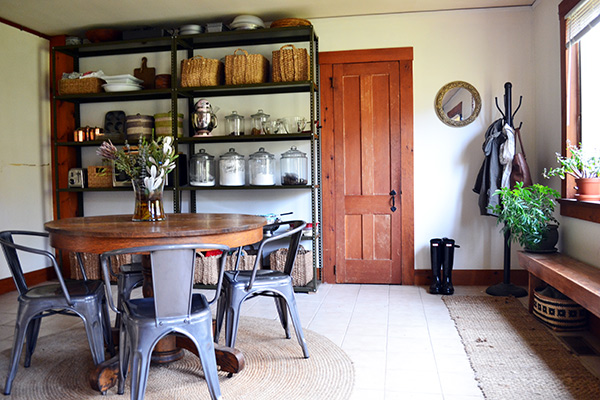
(219, 148, 245, 186)
(250, 109, 270, 135)
(280, 145, 308, 185)
(189, 148, 215, 186)
(225, 111, 245, 136)
(249, 147, 275, 186)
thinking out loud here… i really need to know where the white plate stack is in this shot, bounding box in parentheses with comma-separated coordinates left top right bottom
(102, 75, 144, 92)
(230, 15, 265, 30)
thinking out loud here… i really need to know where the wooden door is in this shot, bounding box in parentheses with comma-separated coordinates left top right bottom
(320, 48, 414, 285)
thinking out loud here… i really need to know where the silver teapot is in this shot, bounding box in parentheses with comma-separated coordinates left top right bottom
(192, 99, 219, 136)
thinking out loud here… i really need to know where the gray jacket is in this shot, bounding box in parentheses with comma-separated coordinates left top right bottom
(473, 119, 506, 216)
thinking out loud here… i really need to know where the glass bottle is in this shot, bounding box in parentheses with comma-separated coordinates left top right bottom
(250, 109, 270, 135)
(189, 148, 215, 186)
(249, 147, 275, 186)
(225, 111, 245, 136)
(219, 148, 245, 186)
(280, 145, 308, 185)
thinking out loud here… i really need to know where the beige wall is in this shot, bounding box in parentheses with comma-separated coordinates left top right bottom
(0, 23, 52, 276)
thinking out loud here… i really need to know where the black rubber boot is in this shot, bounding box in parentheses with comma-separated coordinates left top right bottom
(442, 238, 460, 295)
(429, 238, 443, 294)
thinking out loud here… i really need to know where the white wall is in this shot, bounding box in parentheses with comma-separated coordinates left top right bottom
(0, 24, 52, 277)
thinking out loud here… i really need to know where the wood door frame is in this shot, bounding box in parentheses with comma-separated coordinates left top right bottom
(319, 47, 414, 285)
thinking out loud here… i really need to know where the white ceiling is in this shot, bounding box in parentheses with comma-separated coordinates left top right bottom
(2, 0, 535, 37)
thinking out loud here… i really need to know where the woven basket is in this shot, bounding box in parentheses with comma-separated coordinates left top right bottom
(269, 18, 312, 28)
(225, 48, 269, 85)
(272, 44, 309, 83)
(87, 165, 113, 188)
(181, 55, 223, 87)
(533, 288, 588, 331)
(69, 252, 132, 281)
(58, 77, 105, 95)
(194, 249, 259, 285)
(269, 245, 313, 286)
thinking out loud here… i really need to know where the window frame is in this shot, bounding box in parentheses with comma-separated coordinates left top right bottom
(558, 0, 600, 223)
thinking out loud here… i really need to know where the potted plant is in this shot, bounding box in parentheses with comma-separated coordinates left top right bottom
(489, 182, 560, 252)
(543, 141, 600, 201)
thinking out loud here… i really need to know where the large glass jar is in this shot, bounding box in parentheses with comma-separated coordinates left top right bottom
(189, 148, 215, 186)
(249, 147, 275, 186)
(225, 111, 245, 136)
(219, 148, 245, 186)
(280, 145, 308, 185)
(250, 109, 270, 135)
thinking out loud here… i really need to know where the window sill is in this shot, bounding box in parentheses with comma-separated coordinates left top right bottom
(559, 198, 600, 224)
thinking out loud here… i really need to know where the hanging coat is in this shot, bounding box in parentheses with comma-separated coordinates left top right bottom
(499, 123, 515, 189)
(473, 119, 506, 216)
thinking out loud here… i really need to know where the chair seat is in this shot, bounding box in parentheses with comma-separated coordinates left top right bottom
(124, 293, 210, 321)
(224, 270, 292, 287)
(21, 280, 104, 300)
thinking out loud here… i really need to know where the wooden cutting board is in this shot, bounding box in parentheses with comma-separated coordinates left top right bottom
(134, 57, 155, 89)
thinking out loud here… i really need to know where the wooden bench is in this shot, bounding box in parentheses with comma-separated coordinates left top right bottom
(517, 251, 600, 318)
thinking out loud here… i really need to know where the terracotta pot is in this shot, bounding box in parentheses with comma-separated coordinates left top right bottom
(575, 178, 600, 201)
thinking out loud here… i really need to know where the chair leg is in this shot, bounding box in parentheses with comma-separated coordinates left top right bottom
(274, 296, 291, 339)
(101, 297, 115, 357)
(117, 321, 129, 395)
(214, 295, 227, 344)
(4, 314, 30, 395)
(80, 304, 107, 365)
(224, 300, 241, 349)
(280, 287, 309, 358)
(194, 323, 223, 400)
(130, 349, 151, 400)
(24, 316, 41, 368)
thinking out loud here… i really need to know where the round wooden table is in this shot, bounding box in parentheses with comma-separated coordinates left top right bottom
(44, 213, 266, 393)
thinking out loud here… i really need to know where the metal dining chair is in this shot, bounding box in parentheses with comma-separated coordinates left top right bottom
(0, 230, 114, 395)
(109, 254, 143, 330)
(101, 243, 230, 400)
(215, 220, 309, 359)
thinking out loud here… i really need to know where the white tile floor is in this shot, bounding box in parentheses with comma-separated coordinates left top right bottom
(0, 283, 599, 399)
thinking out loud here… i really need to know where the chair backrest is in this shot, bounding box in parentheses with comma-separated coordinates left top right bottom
(100, 243, 230, 325)
(246, 220, 306, 290)
(0, 230, 73, 303)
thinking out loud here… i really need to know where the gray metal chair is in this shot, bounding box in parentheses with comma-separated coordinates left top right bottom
(101, 243, 230, 400)
(109, 255, 143, 330)
(215, 220, 309, 359)
(0, 230, 114, 395)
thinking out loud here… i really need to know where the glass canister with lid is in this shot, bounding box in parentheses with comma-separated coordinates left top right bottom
(280, 145, 308, 185)
(250, 109, 270, 135)
(189, 148, 215, 186)
(249, 147, 275, 186)
(219, 148, 245, 186)
(225, 111, 245, 136)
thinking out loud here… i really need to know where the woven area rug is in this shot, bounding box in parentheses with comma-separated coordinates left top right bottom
(443, 295, 600, 400)
(1, 317, 354, 399)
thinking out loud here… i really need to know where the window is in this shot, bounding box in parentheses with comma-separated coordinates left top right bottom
(559, 0, 600, 223)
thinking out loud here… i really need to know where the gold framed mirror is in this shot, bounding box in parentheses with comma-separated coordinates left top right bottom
(435, 81, 481, 127)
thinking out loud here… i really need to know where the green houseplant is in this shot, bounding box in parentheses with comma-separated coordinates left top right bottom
(489, 182, 560, 251)
(544, 141, 600, 201)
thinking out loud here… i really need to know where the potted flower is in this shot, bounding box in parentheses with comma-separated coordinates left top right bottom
(489, 182, 560, 252)
(97, 136, 177, 221)
(543, 141, 600, 201)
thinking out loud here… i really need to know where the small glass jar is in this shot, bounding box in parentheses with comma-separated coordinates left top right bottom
(280, 145, 308, 185)
(249, 147, 275, 186)
(250, 109, 270, 135)
(219, 148, 245, 186)
(225, 111, 245, 136)
(189, 148, 215, 186)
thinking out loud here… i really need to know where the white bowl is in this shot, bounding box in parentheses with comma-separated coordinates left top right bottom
(231, 15, 265, 28)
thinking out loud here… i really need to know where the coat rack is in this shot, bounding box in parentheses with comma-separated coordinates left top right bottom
(486, 82, 528, 298)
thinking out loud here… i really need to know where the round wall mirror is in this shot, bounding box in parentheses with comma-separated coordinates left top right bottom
(435, 81, 481, 127)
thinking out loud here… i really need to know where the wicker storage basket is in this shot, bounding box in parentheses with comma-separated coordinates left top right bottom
(269, 245, 313, 286)
(225, 48, 269, 85)
(58, 77, 105, 95)
(194, 249, 259, 285)
(269, 18, 312, 28)
(69, 252, 132, 281)
(272, 44, 309, 83)
(533, 287, 588, 331)
(87, 165, 113, 188)
(181, 55, 223, 87)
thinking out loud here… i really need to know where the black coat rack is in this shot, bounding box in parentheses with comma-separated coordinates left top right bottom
(486, 82, 528, 298)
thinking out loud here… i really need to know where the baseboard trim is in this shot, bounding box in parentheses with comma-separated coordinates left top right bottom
(413, 269, 528, 287)
(0, 267, 56, 295)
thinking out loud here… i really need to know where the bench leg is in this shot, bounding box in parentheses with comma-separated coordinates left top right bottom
(528, 272, 544, 314)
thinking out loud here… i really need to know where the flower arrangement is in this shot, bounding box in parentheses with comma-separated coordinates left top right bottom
(543, 140, 600, 180)
(97, 136, 178, 193)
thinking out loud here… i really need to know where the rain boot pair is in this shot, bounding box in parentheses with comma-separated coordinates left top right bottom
(429, 238, 460, 295)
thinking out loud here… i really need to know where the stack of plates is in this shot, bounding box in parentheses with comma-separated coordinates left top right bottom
(230, 15, 265, 30)
(179, 24, 203, 35)
(102, 75, 143, 92)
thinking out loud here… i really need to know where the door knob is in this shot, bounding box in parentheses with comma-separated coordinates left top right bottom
(389, 190, 397, 212)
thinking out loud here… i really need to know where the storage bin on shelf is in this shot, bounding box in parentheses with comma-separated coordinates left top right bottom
(69, 252, 132, 281)
(87, 165, 113, 188)
(58, 77, 105, 95)
(225, 48, 269, 85)
(180, 55, 223, 87)
(533, 286, 588, 331)
(194, 248, 260, 285)
(272, 44, 309, 82)
(269, 245, 313, 286)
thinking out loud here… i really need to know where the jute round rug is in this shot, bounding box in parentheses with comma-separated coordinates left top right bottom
(443, 295, 600, 400)
(1, 317, 354, 399)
